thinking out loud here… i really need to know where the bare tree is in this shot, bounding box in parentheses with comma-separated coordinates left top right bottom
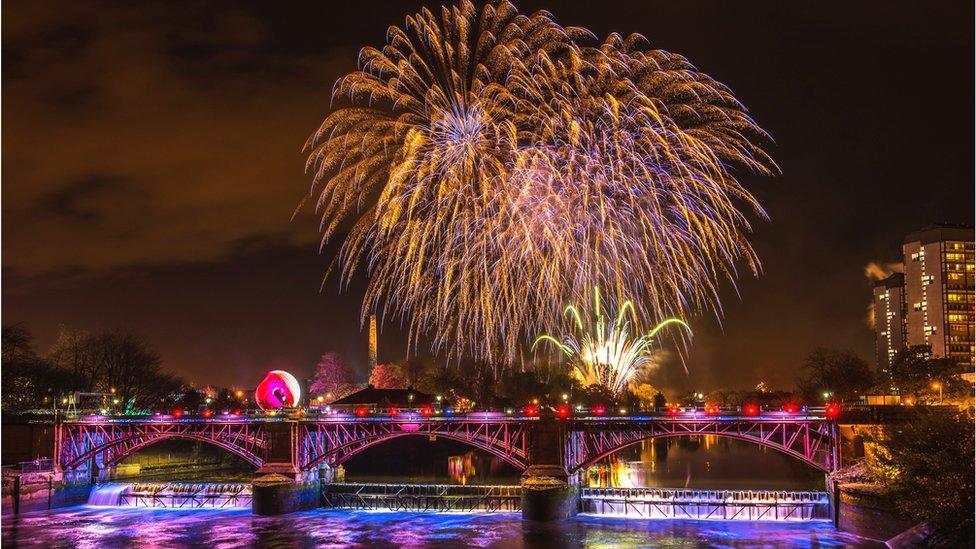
(310, 352, 359, 400)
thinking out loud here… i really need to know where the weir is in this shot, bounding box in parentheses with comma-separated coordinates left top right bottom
(88, 482, 252, 508)
(322, 483, 521, 512)
(580, 488, 830, 521)
(319, 482, 830, 522)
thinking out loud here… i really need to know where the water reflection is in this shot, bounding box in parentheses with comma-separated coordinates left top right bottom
(448, 452, 477, 485)
(583, 436, 824, 490)
(2, 507, 883, 548)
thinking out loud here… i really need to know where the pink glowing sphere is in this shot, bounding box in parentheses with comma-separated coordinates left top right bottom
(255, 370, 301, 410)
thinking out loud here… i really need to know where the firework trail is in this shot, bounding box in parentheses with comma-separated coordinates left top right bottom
(303, 1, 775, 364)
(533, 287, 690, 395)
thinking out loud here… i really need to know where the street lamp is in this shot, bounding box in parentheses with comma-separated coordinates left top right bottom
(931, 382, 942, 404)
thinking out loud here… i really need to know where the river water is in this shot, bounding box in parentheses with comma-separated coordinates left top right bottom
(1, 436, 878, 547)
(2, 507, 882, 548)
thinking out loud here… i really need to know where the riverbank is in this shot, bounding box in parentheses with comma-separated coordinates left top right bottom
(837, 483, 915, 542)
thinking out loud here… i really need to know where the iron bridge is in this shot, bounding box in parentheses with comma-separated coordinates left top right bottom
(55, 415, 839, 475)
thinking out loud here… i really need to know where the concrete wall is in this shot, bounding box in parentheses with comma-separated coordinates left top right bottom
(838, 485, 915, 542)
(1, 473, 91, 516)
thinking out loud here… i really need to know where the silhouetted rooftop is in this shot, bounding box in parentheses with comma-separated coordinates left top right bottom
(330, 385, 433, 406)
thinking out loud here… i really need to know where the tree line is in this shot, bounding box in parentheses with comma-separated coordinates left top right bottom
(3, 324, 182, 413)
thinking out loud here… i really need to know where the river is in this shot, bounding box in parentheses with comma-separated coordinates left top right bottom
(2, 507, 882, 547)
(2, 436, 879, 547)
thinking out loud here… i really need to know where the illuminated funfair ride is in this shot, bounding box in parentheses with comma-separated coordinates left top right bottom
(533, 288, 690, 395)
(255, 370, 302, 410)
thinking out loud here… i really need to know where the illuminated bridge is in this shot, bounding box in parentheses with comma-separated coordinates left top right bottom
(55, 411, 839, 477)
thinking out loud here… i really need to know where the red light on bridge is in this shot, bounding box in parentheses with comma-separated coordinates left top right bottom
(782, 402, 799, 414)
(666, 406, 680, 416)
(355, 406, 368, 417)
(704, 403, 719, 416)
(232, 409, 242, 416)
(389, 406, 399, 417)
(420, 404, 434, 417)
(824, 402, 842, 420)
(743, 403, 759, 416)
(172, 408, 184, 418)
(523, 404, 538, 417)
(202, 409, 213, 418)
(555, 404, 571, 419)
(592, 404, 606, 416)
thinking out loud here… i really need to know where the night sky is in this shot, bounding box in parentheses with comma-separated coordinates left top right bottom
(3, 1, 973, 392)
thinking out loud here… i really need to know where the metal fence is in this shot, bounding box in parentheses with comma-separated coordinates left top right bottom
(580, 488, 830, 521)
(117, 483, 252, 509)
(322, 483, 522, 513)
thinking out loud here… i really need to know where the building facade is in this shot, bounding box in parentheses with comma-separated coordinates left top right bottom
(873, 273, 906, 378)
(901, 224, 975, 372)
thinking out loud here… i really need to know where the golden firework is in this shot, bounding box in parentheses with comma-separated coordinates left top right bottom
(303, 1, 775, 364)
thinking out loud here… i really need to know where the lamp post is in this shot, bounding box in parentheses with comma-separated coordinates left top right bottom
(931, 382, 942, 404)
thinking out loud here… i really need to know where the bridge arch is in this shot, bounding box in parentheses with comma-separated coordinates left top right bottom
(303, 431, 528, 472)
(567, 420, 836, 474)
(298, 421, 528, 473)
(58, 422, 268, 471)
(572, 432, 830, 474)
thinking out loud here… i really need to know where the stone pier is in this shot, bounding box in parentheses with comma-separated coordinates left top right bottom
(520, 415, 578, 521)
(250, 421, 320, 515)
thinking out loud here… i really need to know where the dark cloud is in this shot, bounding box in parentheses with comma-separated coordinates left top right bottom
(3, 0, 973, 392)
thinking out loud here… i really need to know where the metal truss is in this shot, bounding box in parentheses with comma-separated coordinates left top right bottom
(299, 419, 529, 471)
(566, 419, 837, 473)
(57, 420, 268, 470)
(56, 416, 837, 476)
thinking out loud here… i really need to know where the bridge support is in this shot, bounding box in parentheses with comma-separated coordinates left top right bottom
(251, 421, 319, 515)
(520, 417, 578, 521)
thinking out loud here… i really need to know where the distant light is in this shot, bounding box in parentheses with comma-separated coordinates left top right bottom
(100, 408, 108, 415)
(619, 408, 627, 414)
(555, 404, 571, 419)
(561, 393, 569, 401)
(825, 402, 841, 420)
(435, 395, 443, 402)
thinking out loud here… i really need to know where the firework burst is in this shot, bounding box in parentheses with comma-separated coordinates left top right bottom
(303, 1, 775, 364)
(533, 288, 690, 395)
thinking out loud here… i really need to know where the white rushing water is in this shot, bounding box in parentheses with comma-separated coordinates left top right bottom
(88, 482, 252, 508)
(87, 484, 131, 506)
